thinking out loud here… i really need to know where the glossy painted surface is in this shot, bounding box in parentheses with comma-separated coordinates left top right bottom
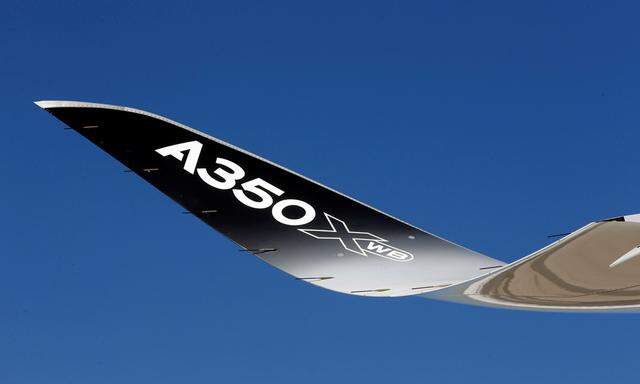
(37, 101, 640, 311)
(36, 101, 504, 297)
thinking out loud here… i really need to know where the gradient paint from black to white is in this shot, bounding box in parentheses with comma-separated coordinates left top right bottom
(37, 100, 504, 296)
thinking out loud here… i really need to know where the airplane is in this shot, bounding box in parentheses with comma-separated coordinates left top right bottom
(36, 100, 640, 312)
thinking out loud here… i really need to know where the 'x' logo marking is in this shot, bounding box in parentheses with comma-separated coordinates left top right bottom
(299, 213, 386, 256)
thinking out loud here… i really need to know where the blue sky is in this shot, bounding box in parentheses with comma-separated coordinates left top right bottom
(3, 1, 640, 382)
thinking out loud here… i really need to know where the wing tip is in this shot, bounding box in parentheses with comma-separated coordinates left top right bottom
(34, 100, 52, 109)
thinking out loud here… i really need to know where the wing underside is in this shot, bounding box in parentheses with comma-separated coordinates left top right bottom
(36, 100, 504, 297)
(37, 100, 640, 311)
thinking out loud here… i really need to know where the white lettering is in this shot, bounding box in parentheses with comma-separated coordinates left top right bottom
(155, 141, 202, 174)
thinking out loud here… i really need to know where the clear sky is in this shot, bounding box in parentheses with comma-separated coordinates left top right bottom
(3, 1, 640, 382)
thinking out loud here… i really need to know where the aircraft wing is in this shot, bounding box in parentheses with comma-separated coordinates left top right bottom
(36, 100, 504, 297)
(37, 101, 640, 312)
